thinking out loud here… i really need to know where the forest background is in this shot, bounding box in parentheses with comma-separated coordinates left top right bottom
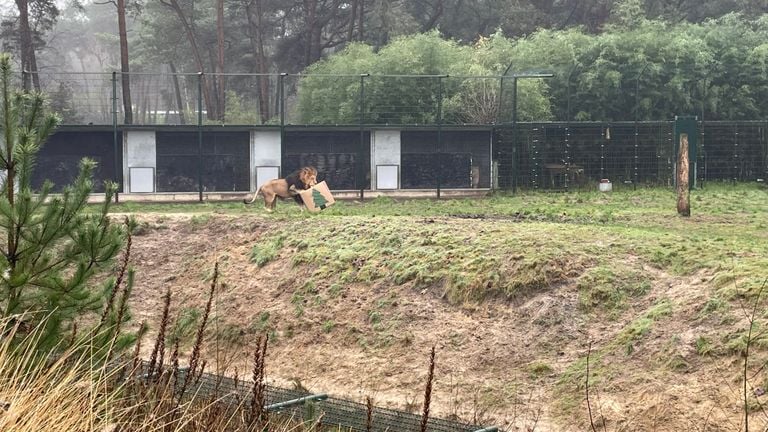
(3, 0, 768, 124)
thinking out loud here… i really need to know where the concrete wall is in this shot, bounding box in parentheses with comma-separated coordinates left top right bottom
(251, 130, 281, 191)
(371, 130, 401, 190)
(123, 130, 156, 193)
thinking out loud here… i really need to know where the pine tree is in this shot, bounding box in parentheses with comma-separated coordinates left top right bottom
(0, 53, 126, 352)
(311, 187, 327, 210)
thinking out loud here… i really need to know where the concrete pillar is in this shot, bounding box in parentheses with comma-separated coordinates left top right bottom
(123, 131, 156, 193)
(251, 130, 282, 191)
(371, 130, 401, 190)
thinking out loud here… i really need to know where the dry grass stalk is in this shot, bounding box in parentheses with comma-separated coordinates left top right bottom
(128, 320, 147, 380)
(586, 341, 599, 432)
(743, 278, 768, 432)
(420, 345, 436, 432)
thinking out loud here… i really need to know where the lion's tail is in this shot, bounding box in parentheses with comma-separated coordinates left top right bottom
(243, 185, 263, 204)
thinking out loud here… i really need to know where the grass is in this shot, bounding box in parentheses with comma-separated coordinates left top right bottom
(228, 184, 768, 305)
(250, 234, 285, 267)
(577, 265, 652, 313)
(0, 317, 329, 432)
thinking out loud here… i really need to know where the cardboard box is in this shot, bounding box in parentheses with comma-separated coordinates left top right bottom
(298, 181, 336, 212)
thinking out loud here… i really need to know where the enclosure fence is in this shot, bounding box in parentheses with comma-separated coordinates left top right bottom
(23, 71, 768, 197)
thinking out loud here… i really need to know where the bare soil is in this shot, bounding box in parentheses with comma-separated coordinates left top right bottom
(126, 213, 766, 432)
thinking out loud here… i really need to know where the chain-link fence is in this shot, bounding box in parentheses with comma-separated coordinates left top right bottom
(142, 362, 494, 432)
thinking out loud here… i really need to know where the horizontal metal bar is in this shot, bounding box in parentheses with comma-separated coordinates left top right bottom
(265, 393, 328, 412)
(22, 71, 550, 79)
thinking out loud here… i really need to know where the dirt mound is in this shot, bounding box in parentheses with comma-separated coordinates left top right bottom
(126, 213, 767, 431)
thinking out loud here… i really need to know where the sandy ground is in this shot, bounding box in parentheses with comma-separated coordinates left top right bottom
(124, 213, 768, 432)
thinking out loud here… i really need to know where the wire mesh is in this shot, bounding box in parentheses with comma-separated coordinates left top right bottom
(699, 121, 768, 183)
(443, 76, 503, 125)
(286, 74, 363, 125)
(283, 130, 370, 190)
(32, 71, 113, 125)
(365, 76, 441, 125)
(496, 121, 711, 190)
(401, 130, 491, 189)
(123, 73, 197, 126)
(155, 131, 250, 192)
(32, 130, 121, 192)
(141, 362, 485, 432)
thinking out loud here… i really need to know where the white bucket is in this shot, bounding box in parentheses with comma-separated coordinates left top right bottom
(598, 179, 612, 192)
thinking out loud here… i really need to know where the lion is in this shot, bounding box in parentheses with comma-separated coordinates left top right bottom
(244, 167, 318, 212)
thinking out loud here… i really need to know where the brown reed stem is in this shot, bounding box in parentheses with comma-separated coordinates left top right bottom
(148, 288, 172, 380)
(94, 216, 132, 337)
(420, 345, 436, 432)
(111, 269, 132, 342)
(249, 334, 269, 428)
(170, 339, 180, 390)
(178, 261, 218, 399)
(67, 321, 77, 348)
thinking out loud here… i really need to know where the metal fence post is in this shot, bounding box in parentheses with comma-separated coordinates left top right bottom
(511, 76, 517, 194)
(634, 64, 648, 191)
(528, 128, 540, 190)
(359, 73, 368, 200)
(437, 75, 444, 199)
(279, 73, 286, 177)
(600, 124, 606, 180)
(564, 125, 570, 191)
(699, 120, 706, 188)
(632, 120, 638, 190)
(197, 72, 204, 202)
(112, 71, 120, 203)
(733, 123, 740, 183)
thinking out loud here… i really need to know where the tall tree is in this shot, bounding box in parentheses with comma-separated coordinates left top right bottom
(216, 0, 226, 120)
(15, 0, 39, 91)
(116, 0, 133, 124)
(160, 0, 220, 120)
(243, 0, 270, 122)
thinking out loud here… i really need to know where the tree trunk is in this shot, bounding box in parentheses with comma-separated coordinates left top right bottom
(28, 46, 40, 91)
(677, 133, 690, 217)
(162, 0, 216, 120)
(347, 0, 357, 40)
(117, 0, 133, 124)
(15, 0, 37, 91)
(421, 0, 444, 31)
(216, 0, 226, 120)
(169, 62, 186, 124)
(245, 0, 270, 123)
(303, 0, 319, 66)
(357, 0, 364, 41)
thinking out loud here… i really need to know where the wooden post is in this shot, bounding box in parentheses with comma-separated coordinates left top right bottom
(677, 133, 690, 216)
